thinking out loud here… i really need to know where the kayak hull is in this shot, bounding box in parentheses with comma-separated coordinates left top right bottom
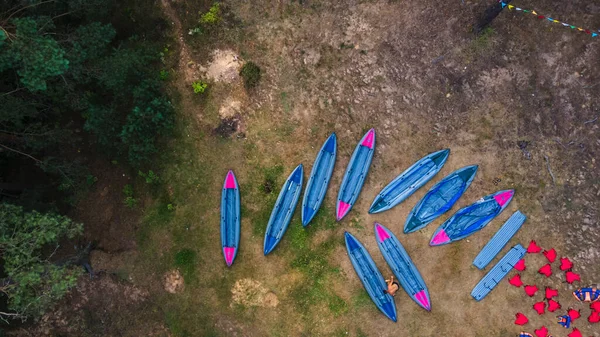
(404, 165, 478, 233)
(221, 170, 241, 266)
(345, 232, 397, 322)
(374, 223, 431, 311)
(336, 129, 375, 221)
(369, 149, 450, 214)
(430, 190, 515, 246)
(302, 133, 337, 226)
(264, 165, 304, 255)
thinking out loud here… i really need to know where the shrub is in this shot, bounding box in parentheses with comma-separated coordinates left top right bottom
(240, 62, 262, 88)
(192, 80, 208, 94)
(199, 3, 221, 24)
(139, 170, 159, 184)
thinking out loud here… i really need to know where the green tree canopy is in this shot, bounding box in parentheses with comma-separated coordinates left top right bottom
(0, 203, 83, 321)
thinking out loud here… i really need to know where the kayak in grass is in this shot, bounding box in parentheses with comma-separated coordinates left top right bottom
(374, 223, 431, 311)
(369, 149, 450, 214)
(345, 231, 397, 322)
(264, 164, 303, 255)
(302, 133, 337, 226)
(221, 170, 240, 266)
(336, 129, 375, 221)
(404, 165, 478, 233)
(430, 190, 514, 246)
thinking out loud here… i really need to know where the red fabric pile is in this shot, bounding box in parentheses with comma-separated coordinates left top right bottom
(545, 287, 558, 299)
(515, 313, 529, 325)
(509, 274, 523, 287)
(514, 259, 526, 271)
(527, 240, 542, 253)
(559, 257, 573, 271)
(538, 264, 552, 277)
(565, 271, 580, 284)
(525, 285, 538, 297)
(534, 326, 548, 337)
(533, 301, 546, 315)
(548, 299, 561, 312)
(543, 248, 557, 263)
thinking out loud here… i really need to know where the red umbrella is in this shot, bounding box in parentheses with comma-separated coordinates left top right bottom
(589, 310, 600, 323)
(567, 308, 581, 321)
(545, 287, 558, 299)
(533, 301, 546, 315)
(565, 271, 580, 284)
(547, 299, 561, 312)
(567, 328, 582, 337)
(527, 240, 542, 253)
(509, 274, 523, 287)
(515, 312, 529, 325)
(514, 259, 526, 271)
(591, 301, 600, 312)
(534, 326, 548, 337)
(538, 264, 552, 277)
(559, 257, 573, 271)
(525, 285, 539, 297)
(543, 248, 557, 263)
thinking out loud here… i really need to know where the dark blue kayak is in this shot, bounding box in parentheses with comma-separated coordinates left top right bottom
(221, 170, 240, 266)
(369, 149, 450, 214)
(404, 165, 478, 233)
(345, 232, 397, 322)
(302, 133, 337, 226)
(264, 164, 303, 255)
(430, 190, 514, 246)
(374, 223, 431, 311)
(336, 129, 375, 221)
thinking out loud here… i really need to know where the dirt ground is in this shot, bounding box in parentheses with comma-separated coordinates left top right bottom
(14, 0, 600, 336)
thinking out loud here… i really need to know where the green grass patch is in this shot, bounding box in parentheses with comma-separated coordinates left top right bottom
(287, 217, 345, 318)
(174, 248, 197, 283)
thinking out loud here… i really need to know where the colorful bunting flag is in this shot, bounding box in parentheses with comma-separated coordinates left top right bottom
(499, 1, 599, 38)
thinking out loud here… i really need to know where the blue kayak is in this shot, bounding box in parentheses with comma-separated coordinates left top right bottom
(404, 165, 478, 233)
(374, 223, 431, 311)
(336, 129, 375, 221)
(264, 164, 303, 255)
(430, 190, 514, 246)
(302, 133, 337, 226)
(369, 149, 450, 214)
(345, 232, 397, 322)
(221, 170, 240, 266)
(471, 244, 526, 301)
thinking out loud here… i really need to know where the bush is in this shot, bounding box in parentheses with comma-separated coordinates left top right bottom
(240, 62, 262, 88)
(139, 170, 160, 184)
(192, 80, 208, 94)
(199, 3, 221, 24)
